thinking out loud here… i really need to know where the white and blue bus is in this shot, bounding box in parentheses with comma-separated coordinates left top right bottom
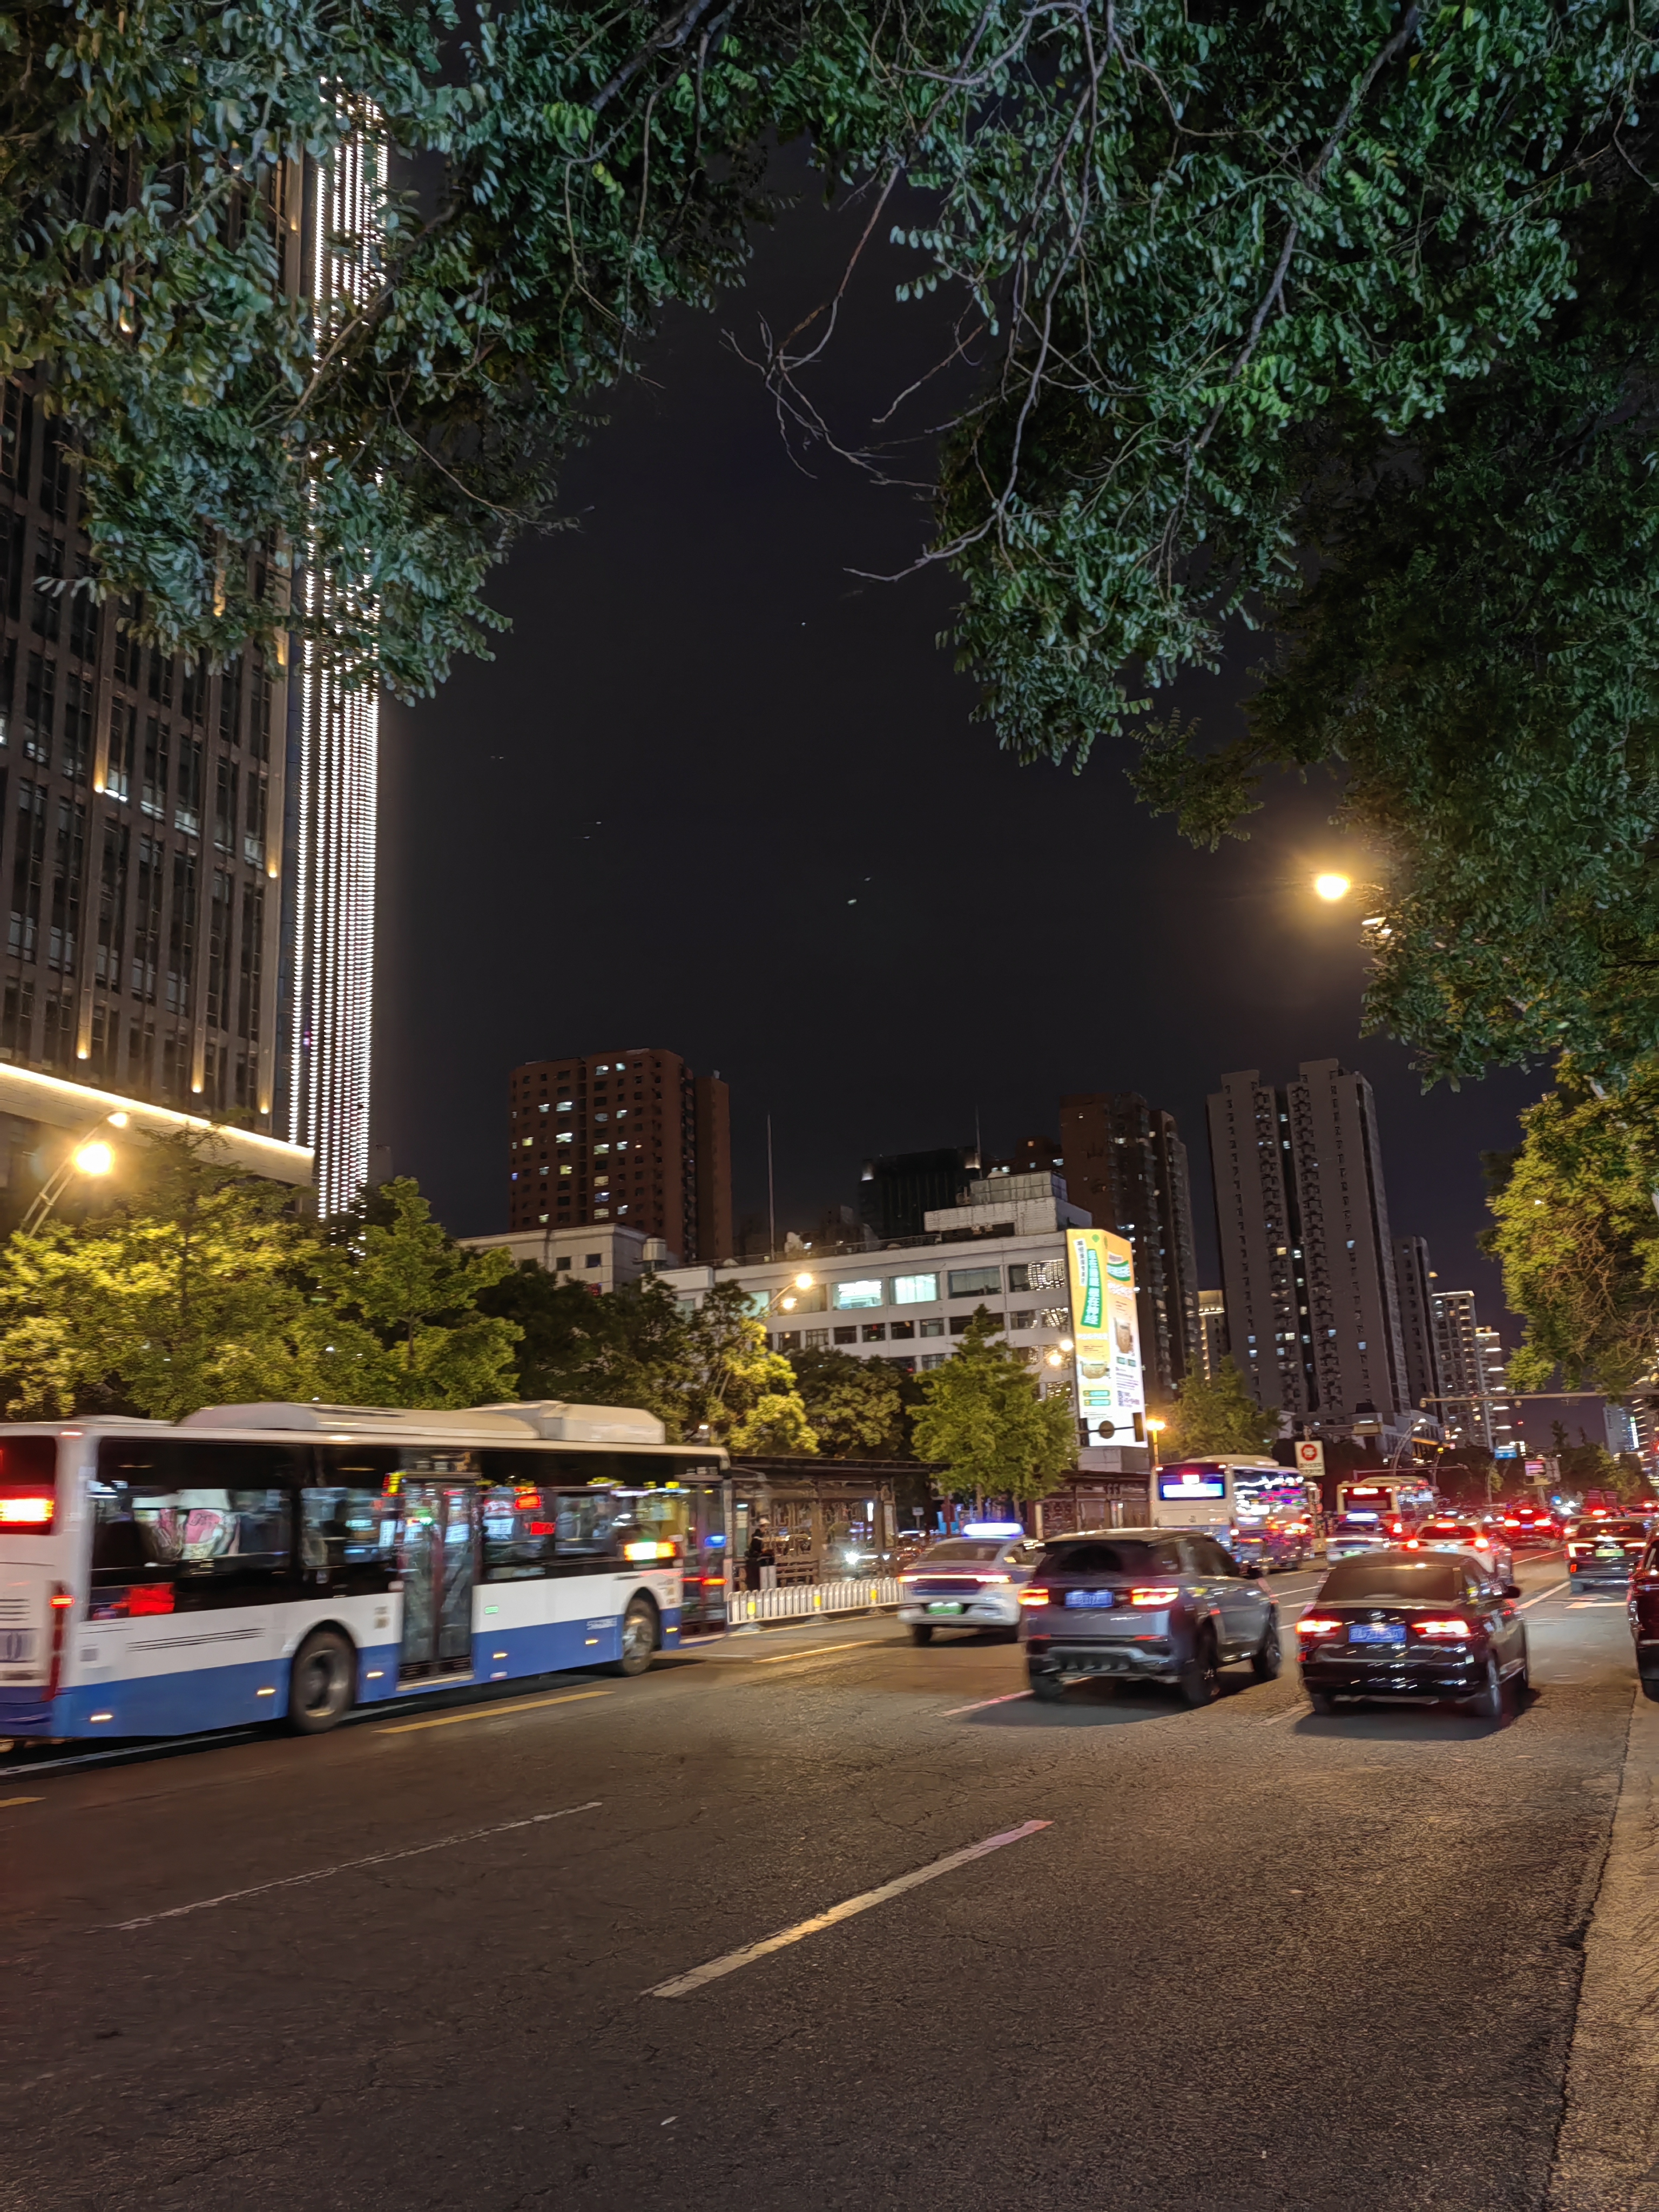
(0, 1400, 729, 1742)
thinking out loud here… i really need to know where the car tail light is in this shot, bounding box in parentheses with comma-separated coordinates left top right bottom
(1404, 1539, 1421, 1549)
(1473, 1537, 1490, 1550)
(0, 1494, 54, 1526)
(1130, 1586, 1180, 1607)
(974, 1573, 1011, 1584)
(1412, 1618, 1473, 1638)
(1569, 1543, 1591, 1555)
(1296, 1617, 1343, 1637)
(1019, 1587, 1050, 1608)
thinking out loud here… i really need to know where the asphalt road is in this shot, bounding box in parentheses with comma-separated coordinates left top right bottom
(0, 1551, 1643, 2212)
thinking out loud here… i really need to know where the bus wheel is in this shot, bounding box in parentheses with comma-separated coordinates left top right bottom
(613, 1596, 659, 1677)
(288, 1628, 355, 1735)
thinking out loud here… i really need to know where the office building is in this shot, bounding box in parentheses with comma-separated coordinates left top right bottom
(1432, 1288, 1489, 1449)
(1197, 1290, 1229, 1383)
(859, 1147, 981, 1242)
(1060, 1092, 1202, 1401)
(506, 1047, 732, 1263)
(1207, 1059, 1410, 1446)
(1393, 1237, 1445, 1418)
(461, 1220, 670, 1297)
(0, 377, 314, 1219)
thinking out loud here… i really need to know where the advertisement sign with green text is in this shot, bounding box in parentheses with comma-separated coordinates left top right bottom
(1067, 1228, 1147, 1449)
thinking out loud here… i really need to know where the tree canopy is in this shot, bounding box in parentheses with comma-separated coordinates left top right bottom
(909, 1308, 1074, 1502)
(1156, 1358, 1281, 1462)
(8, 3, 1659, 1074)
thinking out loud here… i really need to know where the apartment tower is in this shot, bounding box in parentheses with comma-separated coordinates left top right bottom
(1431, 1288, 1490, 1449)
(1060, 1091, 1202, 1400)
(507, 1048, 732, 1263)
(1207, 1060, 1409, 1439)
(1392, 1236, 1445, 1418)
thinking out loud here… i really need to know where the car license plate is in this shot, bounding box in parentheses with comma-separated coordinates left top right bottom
(1596, 1547, 1626, 1560)
(927, 1601, 966, 1614)
(0, 1629, 36, 1663)
(1348, 1622, 1406, 1645)
(1065, 1590, 1115, 1609)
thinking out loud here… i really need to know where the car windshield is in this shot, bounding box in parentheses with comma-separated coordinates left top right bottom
(1040, 1539, 1182, 1579)
(1319, 1557, 1465, 1604)
(918, 1541, 1007, 1563)
(1422, 1523, 1479, 1539)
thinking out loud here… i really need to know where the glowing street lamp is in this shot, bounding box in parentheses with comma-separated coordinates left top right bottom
(766, 1271, 815, 1316)
(1144, 1414, 1167, 1470)
(1313, 872, 1352, 903)
(20, 1110, 129, 1235)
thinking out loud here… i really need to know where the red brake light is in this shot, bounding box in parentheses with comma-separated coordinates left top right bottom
(0, 1494, 54, 1526)
(1412, 1618, 1473, 1638)
(1296, 1617, 1343, 1637)
(1404, 1539, 1421, 1549)
(1130, 1586, 1180, 1607)
(1019, 1587, 1049, 1607)
(49, 1589, 73, 1609)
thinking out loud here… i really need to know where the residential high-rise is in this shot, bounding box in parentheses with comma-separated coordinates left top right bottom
(1197, 1289, 1229, 1384)
(1477, 1326, 1518, 1460)
(1432, 1289, 1489, 1448)
(1060, 1092, 1202, 1400)
(1393, 1236, 1445, 1417)
(507, 1048, 732, 1263)
(1206, 1059, 1409, 1442)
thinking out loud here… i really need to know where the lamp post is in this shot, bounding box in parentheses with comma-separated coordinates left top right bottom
(761, 1272, 815, 1320)
(1144, 1415, 1166, 1472)
(19, 1111, 127, 1235)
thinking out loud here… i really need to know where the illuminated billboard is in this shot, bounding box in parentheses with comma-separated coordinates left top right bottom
(1065, 1228, 1147, 1451)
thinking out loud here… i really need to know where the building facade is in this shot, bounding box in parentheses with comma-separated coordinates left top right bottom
(1197, 1289, 1229, 1383)
(1431, 1288, 1490, 1449)
(1207, 1059, 1411, 1447)
(1393, 1236, 1445, 1419)
(505, 1047, 732, 1262)
(460, 1220, 670, 1297)
(1476, 1326, 1519, 1460)
(859, 1147, 979, 1242)
(1060, 1091, 1202, 1401)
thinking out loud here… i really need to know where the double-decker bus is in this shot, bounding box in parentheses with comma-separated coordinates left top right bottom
(0, 1400, 729, 1743)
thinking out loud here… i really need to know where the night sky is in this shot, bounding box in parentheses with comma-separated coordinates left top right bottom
(375, 153, 1559, 1425)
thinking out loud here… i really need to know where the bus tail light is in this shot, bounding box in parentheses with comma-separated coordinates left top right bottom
(47, 1581, 70, 1698)
(1130, 1587, 1179, 1607)
(0, 1494, 54, 1526)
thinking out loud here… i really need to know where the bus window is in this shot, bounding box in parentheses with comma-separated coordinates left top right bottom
(90, 1439, 296, 1610)
(300, 1483, 399, 1571)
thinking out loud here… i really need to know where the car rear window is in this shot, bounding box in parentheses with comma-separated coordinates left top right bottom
(1319, 1558, 1464, 1604)
(1040, 1540, 1181, 1578)
(919, 1541, 1006, 1563)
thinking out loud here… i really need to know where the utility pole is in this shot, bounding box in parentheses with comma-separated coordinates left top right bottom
(766, 1112, 775, 1259)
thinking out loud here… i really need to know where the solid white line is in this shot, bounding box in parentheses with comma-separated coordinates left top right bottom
(941, 1691, 1031, 1717)
(1519, 1579, 1572, 1612)
(103, 1800, 602, 1930)
(377, 1689, 610, 1734)
(645, 1819, 1052, 1998)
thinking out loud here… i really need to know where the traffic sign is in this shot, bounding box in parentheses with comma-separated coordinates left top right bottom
(1294, 1439, 1326, 1477)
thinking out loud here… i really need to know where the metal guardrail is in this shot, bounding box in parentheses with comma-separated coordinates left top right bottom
(726, 1576, 903, 1626)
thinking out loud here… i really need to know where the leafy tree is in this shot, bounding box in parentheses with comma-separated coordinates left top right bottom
(1157, 1359, 1281, 1460)
(788, 1348, 908, 1458)
(476, 1266, 699, 1433)
(1482, 1074, 1659, 1400)
(0, 1131, 319, 1418)
(684, 1281, 817, 1455)
(308, 1179, 521, 1408)
(910, 1308, 1074, 1505)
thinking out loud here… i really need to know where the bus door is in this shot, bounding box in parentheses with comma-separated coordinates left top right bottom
(396, 1468, 477, 1682)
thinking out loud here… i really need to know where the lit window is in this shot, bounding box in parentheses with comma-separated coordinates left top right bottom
(556, 1132, 571, 1145)
(557, 1101, 572, 1113)
(831, 1278, 885, 1311)
(947, 1265, 1001, 1299)
(890, 1272, 939, 1305)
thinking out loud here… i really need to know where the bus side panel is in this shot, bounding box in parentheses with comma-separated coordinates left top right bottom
(51, 1651, 295, 1737)
(471, 1568, 683, 1678)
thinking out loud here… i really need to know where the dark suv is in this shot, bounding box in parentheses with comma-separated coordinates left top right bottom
(1019, 1528, 1279, 1706)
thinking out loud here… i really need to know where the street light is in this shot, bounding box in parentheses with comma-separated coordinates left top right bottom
(19, 1111, 129, 1235)
(1144, 1415, 1167, 1471)
(762, 1271, 815, 1317)
(1313, 872, 1352, 902)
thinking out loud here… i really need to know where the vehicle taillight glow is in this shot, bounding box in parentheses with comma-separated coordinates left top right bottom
(1130, 1586, 1180, 1607)
(974, 1573, 1011, 1584)
(1296, 1617, 1343, 1637)
(0, 1495, 53, 1526)
(624, 1540, 675, 1562)
(49, 1589, 73, 1608)
(1412, 1619, 1473, 1638)
(1569, 1543, 1591, 1555)
(1019, 1587, 1049, 1608)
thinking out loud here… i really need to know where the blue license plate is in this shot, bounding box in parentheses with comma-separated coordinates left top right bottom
(1348, 1622, 1406, 1645)
(1065, 1590, 1115, 1609)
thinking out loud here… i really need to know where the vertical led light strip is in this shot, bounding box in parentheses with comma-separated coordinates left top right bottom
(289, 117, 382, 1218)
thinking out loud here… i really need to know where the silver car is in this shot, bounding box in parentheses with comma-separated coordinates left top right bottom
(1020, 1527, 1280, 1705)
(898, 1533, 1043, 1642)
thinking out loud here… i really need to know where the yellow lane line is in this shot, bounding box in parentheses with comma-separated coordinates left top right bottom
(377, 1690, 611, 1735)
(0, 1795, 41, 1810)
(753, 1642, 869, 1665)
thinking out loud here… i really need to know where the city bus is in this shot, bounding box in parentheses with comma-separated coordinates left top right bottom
(1150, 1459, 1313, 1568)
(1326, 1474, 1439, 1560)
(0, 1400, 729, 1743)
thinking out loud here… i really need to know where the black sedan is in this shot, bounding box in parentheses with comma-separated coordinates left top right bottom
(1296, 1548, 1527, 1718)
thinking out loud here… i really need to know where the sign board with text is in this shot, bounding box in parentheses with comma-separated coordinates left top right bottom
(1067, 1228, 1146, 1449)
(1294, 1439, 1326, 1480)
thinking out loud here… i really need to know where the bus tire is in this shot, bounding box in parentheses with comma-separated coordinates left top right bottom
(612, 1595, 659, 1677)
(287, 1628, 355, 1735)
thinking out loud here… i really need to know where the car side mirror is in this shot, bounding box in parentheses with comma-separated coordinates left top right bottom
(1503, 1582, 1522, 1601)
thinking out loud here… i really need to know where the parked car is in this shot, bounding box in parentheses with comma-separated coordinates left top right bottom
(1296, 1548, 1526, 1718)
(1019, 1528, 1279, 1706)
(1628, 1537, 1659, 1701)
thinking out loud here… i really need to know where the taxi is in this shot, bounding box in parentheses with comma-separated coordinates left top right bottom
(898, 1523, 1042, 1642)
